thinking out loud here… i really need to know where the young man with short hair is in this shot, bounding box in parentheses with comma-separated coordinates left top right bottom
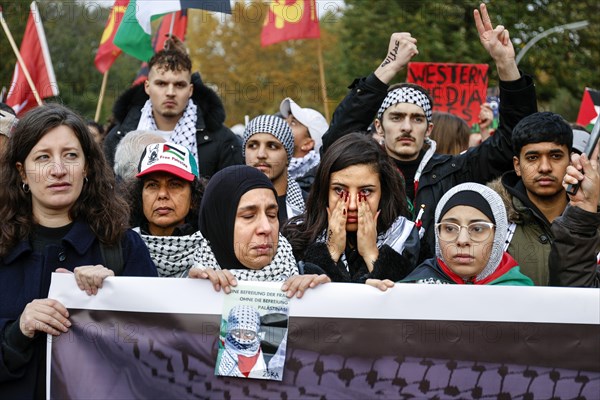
(243, 115, 305, 225)
(279, 97, 328, 187)
(489, 112, 573, 285)
(104, 46, 242, 178)
(320, 4, 537, 257)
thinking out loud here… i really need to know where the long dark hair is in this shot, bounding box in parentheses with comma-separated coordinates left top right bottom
(283, 132, 409, 259)
(0, 104, 129, 257)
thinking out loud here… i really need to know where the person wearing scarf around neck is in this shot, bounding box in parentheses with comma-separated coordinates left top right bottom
(367, 182, 533, 290)
(0, 105, 158, 398)
(283, 132, 420, 283)
(217, 305, 268, 379)
(128, 142, 207, 277)
(242, 115, 306, 226)
(189, 165, 329, 299)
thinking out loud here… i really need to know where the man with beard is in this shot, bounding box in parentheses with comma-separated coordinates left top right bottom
(489, 112, 573, 285)
(320, 4, 537, 258)
(243, 115, 305, 226)
(104, 44, 242, 178)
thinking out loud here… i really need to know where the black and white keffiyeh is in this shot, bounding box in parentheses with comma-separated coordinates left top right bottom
(138, 226, 299, 280)
(289, 150, 320, 180)
(138, 99, 199, 163)
(317, 216, 416, 271)
(218, 305, 265, 377)
(135, 229, 205, 277)
(377, 87, 432, 122)
(286, 177, 305, 217)
(192, 233, 299, 281)
(242, 115, 294, 162)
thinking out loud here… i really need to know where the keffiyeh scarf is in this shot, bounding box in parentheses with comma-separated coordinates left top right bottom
(135, 229, 205, 277)
(286, 177, 305, 217)
(288, 150, 320, 180)
(316, 216, 415, 271)
(138, 99, 199, 163)
(192, 233, 299, 281)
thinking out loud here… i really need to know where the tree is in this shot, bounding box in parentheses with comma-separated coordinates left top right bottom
(1, 1, 139, 122)
(499, 0, 600, 120)
(336, 0, 600, 122)
(186, 0, 342, 125)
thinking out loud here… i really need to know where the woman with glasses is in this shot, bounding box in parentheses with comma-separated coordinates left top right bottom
(368, 182, 533, 288)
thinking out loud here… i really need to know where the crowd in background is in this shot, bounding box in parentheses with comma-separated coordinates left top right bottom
(0, 3, 598, 398)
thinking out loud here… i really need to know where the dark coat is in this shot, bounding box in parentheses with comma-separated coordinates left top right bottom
(0, 222, 158, 399)
(321, 72, 537, 258)
(549, 205, 600, 287)
(104, 72, 243, 178)
(302, 242, 415, 283)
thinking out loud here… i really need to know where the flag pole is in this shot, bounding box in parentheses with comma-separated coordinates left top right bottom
(0, 6, 43, 106)
(94, 69, 109, 122)
(316, 38, 329, 122)
(168, 11, 176, 37)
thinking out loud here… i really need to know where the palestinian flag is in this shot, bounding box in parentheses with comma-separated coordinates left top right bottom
(114, 0, 230, 62)
(163, 143, 185, 160)
(576, 88, 600, 131)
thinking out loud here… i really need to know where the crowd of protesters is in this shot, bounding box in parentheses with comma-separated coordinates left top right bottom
(0, 3, 598, 398)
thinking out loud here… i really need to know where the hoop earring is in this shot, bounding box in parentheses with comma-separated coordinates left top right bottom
(84, 176, 89, 184)
(22, 183, 30, 193)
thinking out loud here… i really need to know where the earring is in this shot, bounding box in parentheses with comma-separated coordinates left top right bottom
(84, 176, 89, 184)
(22, 183, 30, 193)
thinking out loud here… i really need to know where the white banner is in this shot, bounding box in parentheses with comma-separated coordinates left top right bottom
(47, 273, 600, 399)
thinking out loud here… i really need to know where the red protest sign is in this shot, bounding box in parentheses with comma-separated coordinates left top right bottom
(407, 62, 489, 126)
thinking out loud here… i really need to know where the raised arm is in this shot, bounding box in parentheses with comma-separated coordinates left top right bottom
(549, 152, 600, 287)
(460, 3, 537, 184)
(474, 3, 519, 81)
(373, 32, 419, 85)
(321, 33, 419, 153)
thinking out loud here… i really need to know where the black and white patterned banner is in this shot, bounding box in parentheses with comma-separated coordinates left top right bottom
(48, 276, 600, 399)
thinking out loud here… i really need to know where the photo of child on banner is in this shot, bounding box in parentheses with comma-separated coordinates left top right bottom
(216, 282, 289, 381)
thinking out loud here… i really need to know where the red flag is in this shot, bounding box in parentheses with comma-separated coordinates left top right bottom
(6, 1, 59, 116)
(94, 0, 129, 73)
(154, 11, 188, 51)
(132, 10, 188, 86)
(576, 88, 600, 130)
(261, 0, 320, 47)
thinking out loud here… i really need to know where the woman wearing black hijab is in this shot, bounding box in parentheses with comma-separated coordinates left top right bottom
(189, 165, 329, 298)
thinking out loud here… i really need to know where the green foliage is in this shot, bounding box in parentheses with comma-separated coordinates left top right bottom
(1, 1, 139, 122)
(497, 0, 600, 114)
(2, 0, 597, 126)
(337, 0, 600, 120)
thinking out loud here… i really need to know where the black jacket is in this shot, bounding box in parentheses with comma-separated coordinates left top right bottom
(104, 72, 243, 178)
(321, 72, 537, 257)
(0, 222, 157, 399)
(549, 205, 600, 287)
(302, 242, 415, 283)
